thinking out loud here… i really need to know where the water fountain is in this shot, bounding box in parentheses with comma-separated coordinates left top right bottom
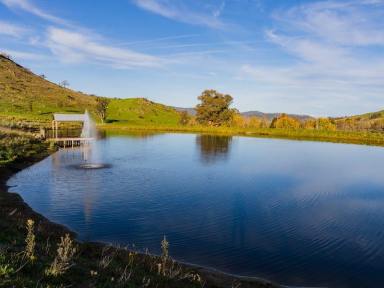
(78, 110, 110, 169)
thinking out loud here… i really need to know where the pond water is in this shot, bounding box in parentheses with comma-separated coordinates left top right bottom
(8, 133, 384, 287)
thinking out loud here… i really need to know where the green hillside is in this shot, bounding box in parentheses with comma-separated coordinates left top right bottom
(0, 55, 97, 119)
(0, 55, 180, 126)
(355, 110, 384, 120)
(107, 98, 180, 126)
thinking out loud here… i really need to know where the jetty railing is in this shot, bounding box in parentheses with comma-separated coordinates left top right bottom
(48, 137, 94, 148)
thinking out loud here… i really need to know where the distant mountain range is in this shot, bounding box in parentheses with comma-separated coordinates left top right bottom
(173, 107, 197, 116)
(241, 111, 313, 121)
(174, 107, 313, 121)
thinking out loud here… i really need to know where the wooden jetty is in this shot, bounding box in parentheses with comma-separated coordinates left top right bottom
(48, 112, 94, 148)
(49, 137, 94, 148)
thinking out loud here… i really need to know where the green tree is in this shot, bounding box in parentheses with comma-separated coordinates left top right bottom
(95, 97, 110, 123)
(195, 90, 236, 126)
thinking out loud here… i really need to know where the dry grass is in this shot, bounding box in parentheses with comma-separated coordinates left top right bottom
(45, 234, 77, 277)
(24, 219, 36, 262)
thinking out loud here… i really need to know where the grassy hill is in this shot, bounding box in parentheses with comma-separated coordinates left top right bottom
(0, 54, 180, 126)
(351, 110, 384, 120)
(332, 109, 384, 131)
(0, 55, 97, 120)
(107, 98, 180, 126)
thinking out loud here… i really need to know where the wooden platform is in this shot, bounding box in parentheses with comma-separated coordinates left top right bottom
(48, 137, 94, 148)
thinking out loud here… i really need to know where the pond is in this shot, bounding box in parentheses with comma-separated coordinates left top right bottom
(8, 133, 384, 287)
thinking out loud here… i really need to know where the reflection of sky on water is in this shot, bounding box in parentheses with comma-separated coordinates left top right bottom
(8, 134, 384, 287)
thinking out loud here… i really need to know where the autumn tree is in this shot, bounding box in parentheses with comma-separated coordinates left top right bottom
(231, 113, 247, 128)
(95, 97, 110, 123)
(270, 114, 300, 129)
(318, 118, 336, 130)
(195, 90, 236, 126)
(304, 118, 336, 130)
(371, 119, 384, 131)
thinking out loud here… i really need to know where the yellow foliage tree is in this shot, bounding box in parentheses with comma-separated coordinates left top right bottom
(248, 116, 265, 128)
(318, 118, 336, 131)
(231, 114, 267, 129)
(304, 118, 336, 130)
(270, 114, 300, 129)
(231, 113, 247, 128)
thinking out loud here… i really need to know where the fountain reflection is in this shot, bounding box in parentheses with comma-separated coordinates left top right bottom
(196, 135, 233, 164)
(231, 192, 247, 248)
(49, 145, 104, 237)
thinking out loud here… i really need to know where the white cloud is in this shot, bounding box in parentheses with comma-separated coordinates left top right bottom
(0, 20, 26, 37)
(236, 0, 384, 116)
(263, 1, 384, 86)
(1, 49, 47, 60)
(238, 62, 384, 116)
(132, 0, 225, 28)
(212, 1, 226, 18)
(265, 30, 350, 67)
(0, 0, 67, 25)
(46, 27, 162, 68)
(0, 0, 168, 68)
(275, 0, 384, 46)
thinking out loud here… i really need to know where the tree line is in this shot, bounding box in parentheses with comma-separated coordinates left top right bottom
(180, 89, 384, 132)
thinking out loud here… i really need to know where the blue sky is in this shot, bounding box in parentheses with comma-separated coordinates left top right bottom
(0, 0, 383, 116)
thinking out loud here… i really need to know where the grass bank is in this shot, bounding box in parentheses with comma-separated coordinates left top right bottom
(0, 131, 278, 288)
(99, 123, 384, 147)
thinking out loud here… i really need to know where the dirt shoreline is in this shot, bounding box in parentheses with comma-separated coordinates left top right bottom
(0, 150, 281, 288)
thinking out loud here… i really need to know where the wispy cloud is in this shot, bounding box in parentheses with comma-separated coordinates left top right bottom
(273, 0, 384, 46)
(0, 20, 27, 37)
(238, 0, 384, 115)
(1, 48, 47, 60)
(132, 0, 225, 28)
(0, 0, 67, 25)
(0, 0, 164, 68)
(46, 27, 162, 68)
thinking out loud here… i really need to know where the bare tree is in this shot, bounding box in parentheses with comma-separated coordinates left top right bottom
(0, 52, 11, 59)
(59, 80, 69, 88)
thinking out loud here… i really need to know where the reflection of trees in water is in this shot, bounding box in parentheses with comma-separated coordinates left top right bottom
(196, 135, 232, 164)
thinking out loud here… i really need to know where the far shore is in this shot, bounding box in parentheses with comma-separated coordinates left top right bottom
(98, 123, 384, 147)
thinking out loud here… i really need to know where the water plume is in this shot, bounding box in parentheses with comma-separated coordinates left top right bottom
(79, 110, 108, 169)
